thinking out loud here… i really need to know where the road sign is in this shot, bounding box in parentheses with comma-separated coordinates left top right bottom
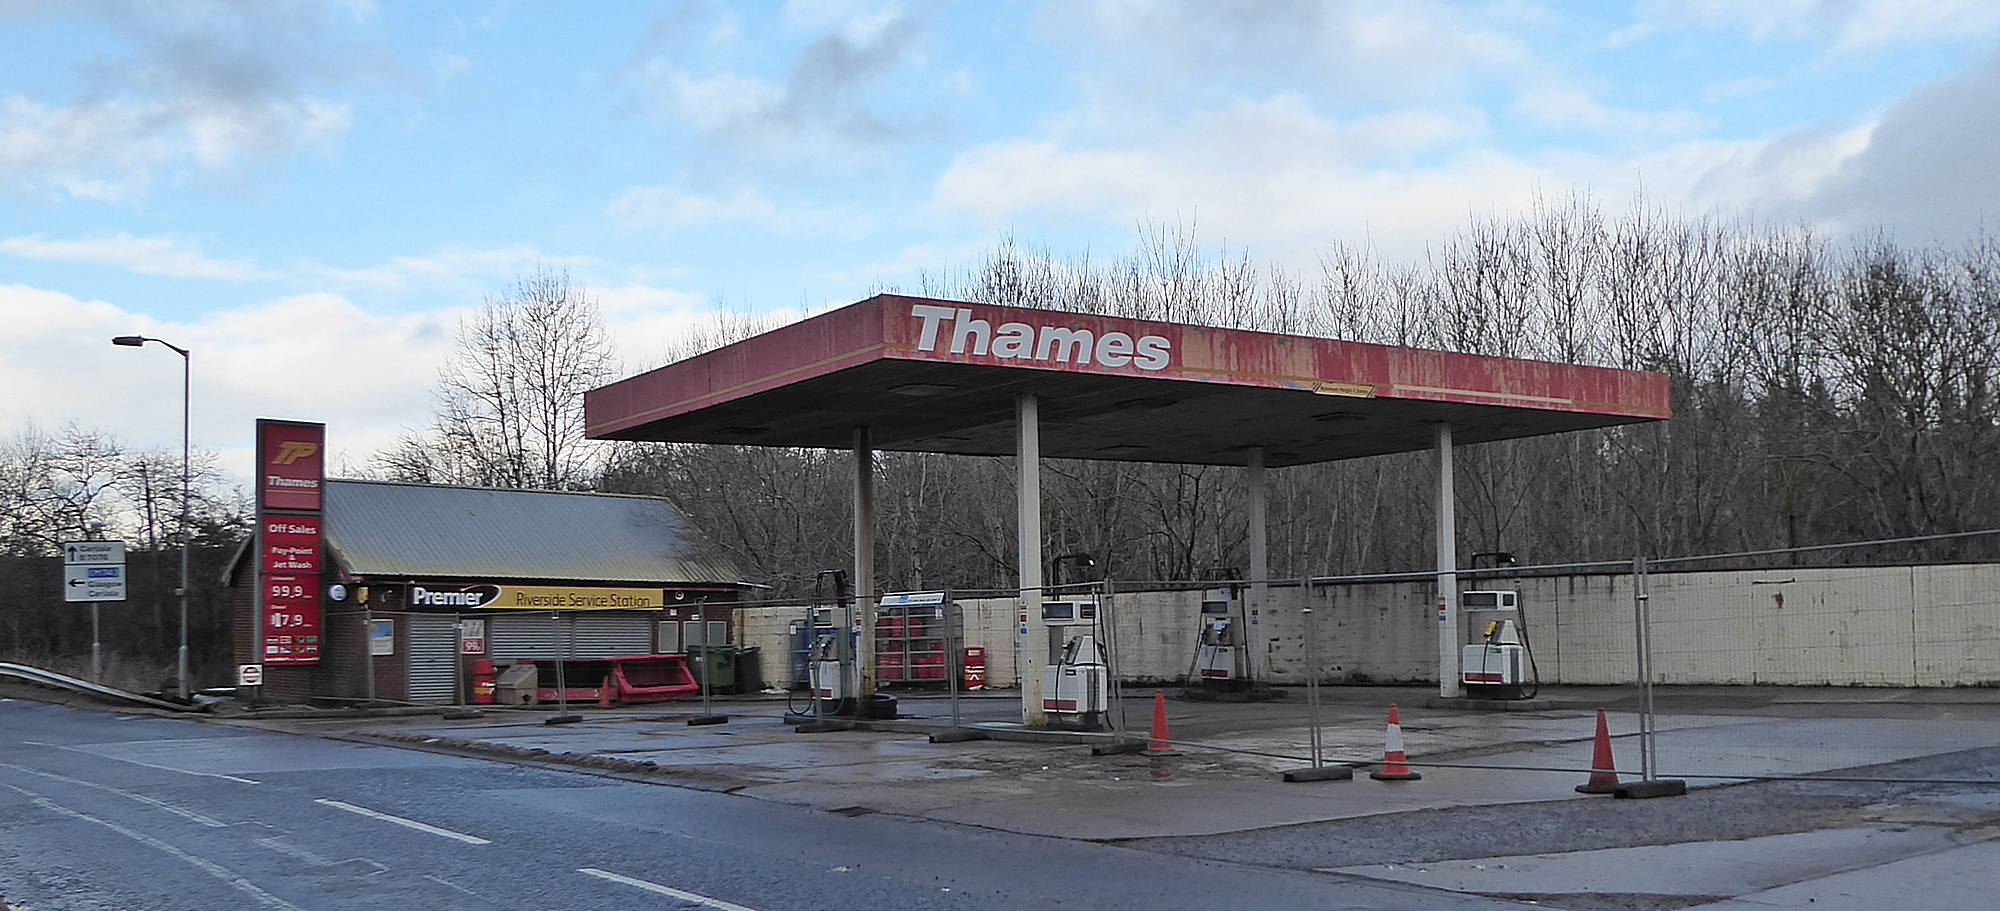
(238, 664, 264, 686)
(62, 539, 127, 602)
(64, 541, 125, 565)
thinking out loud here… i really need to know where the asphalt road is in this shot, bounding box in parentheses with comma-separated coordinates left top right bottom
(0, 696, 1526, 911)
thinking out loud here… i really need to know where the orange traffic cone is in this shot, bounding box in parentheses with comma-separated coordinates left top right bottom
(1146, 690, 1180, 756)
(1576, 708, 1620, 794)
(597, 674, 615, 708)
(1369, 703, 1422, 781)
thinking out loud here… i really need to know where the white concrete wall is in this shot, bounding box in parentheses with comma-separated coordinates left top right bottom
(732, 563, 2000, 689)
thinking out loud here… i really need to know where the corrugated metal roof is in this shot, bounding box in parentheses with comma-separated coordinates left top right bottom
(321, 479, 745, 585)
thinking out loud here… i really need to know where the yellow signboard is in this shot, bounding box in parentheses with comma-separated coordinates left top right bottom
(487, 586, 665, 610)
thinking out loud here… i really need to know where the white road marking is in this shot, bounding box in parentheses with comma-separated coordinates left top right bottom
(313, 798, 492, 845)
(423, 873, 506, 901)
(4, 783, 302, 910)
(578, 867, 763, 911)
(23, 740, 261, 784)
(0, 761, 227, 827)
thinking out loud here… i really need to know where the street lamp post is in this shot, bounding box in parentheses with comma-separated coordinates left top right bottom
(112, 335, 191, 701)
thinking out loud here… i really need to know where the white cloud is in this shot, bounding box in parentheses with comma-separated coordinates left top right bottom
(1042, 0, 1538, 109)
(0, 233, 273, 281)
(1511, 86, 1706, 139)
(0, 2, 372, 201)
(619, 3, 932, 167)
(825, 238, 998, 289)
(608, 186, 778, 227)
(929, 96, 1875, 265)
(304, 245, 603, 292)
(1790, 49, 2000, 242)
(1625, 0, 2000, 52)
(0, 284, 455, 488)
(930, 93, 1538, 258)
(0, 97, 170, 203)
(594, 283, 721, 370)
(0, 276, 724, 487)
(606, 185, 871, 238)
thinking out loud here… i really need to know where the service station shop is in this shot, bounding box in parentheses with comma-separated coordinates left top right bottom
(227, 426, 749, 705)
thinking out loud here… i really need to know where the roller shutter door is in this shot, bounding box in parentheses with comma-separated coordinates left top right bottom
(567, 612, 654, 658)
(405, 613, 458, 704)
(489, 614, 561, 659)
(490, 612, 654, 658)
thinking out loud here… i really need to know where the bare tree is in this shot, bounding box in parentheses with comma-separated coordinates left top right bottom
(380, 269, 615, 489)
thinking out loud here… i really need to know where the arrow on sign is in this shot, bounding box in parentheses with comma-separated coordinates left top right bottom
(67, 545, 77, 561)
(67, 579, 84, 587)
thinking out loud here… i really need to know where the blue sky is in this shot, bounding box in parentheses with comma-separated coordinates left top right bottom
(5, 0, 2000, 482)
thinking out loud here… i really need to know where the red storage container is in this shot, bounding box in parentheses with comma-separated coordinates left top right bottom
(963, 646, 986, 690)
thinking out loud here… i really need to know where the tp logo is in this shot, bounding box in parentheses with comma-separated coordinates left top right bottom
(270, 441, 319, 465)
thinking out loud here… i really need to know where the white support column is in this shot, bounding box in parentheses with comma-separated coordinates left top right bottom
(1016, 394, 1046, 726)
(854, 426, 876, 697)
(1245, 446, 1267, 681)
(1435, 422, 1462, 698)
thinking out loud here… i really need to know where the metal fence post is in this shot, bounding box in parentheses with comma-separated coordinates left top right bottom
(1638, 553, 1658, 780)
(810, 602, 825, 723)
(1631, 555, 1651, 780)
(1303, 591, 1322, 767)
(544, 609, 581, 725)
(362, 606, 376, 705)
(1103, 579, 1129, 735)
(1620, 553, 1686, 797)
(1281, 576, 1350, 782)
(91, 603, 103, 682)
(454, 612, 465, 707)
(946, 588, 962, 730)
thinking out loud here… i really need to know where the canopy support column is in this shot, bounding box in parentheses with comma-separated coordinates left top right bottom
(1017, 393, 1045, 726)
(854, 426, 876, 697)
(1435, 422, 1461, 698)
(1246, 446, 1267, 681)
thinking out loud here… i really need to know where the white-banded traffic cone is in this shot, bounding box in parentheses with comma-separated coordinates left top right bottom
(1369, 703, 1422, 781)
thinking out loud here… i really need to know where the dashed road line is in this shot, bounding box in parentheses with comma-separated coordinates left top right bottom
(3, 783, 302, 911)
(313, 798, 492, 845)
(0, 762, 227, 827)
(578, 867, 762, 911)
(22, 741, 261, 785)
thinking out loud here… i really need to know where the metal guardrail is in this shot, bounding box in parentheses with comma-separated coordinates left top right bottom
(0, 662, 202, 713)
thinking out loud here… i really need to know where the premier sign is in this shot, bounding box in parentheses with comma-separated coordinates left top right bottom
(908, 304, 1172, 371)
(409, 584, 666, 610)
(256, 419, 324, 665)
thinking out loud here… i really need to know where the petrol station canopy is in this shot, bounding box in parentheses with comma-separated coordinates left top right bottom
(585, 294, 1671, 465)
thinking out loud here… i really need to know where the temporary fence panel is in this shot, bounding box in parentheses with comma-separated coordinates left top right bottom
(405, 613, 459, 703)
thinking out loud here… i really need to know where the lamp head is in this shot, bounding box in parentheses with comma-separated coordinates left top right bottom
(111, 336, 146, 347)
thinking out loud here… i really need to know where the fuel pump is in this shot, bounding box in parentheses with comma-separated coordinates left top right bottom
(1458, 588, 1542, 699)
(1182, 571, 1279, 700)
(1457, 551, 1539, 700)
(1195, 584, 1246, 684)
(808, 569, 857, 716)
(1039, 600, 1109, 730)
